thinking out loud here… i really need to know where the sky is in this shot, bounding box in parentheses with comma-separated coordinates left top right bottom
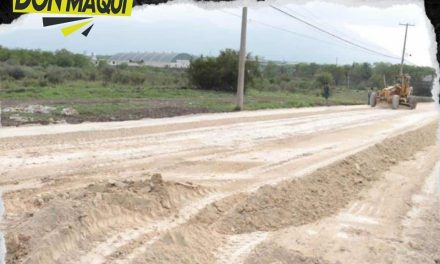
(0, 0, 436, 66)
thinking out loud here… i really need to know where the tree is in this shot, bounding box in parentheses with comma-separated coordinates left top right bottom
(263, 62, 278, 80)
(6, 65, 25, 80)
(187, 56, 220, 90)
(369, 73, 386, 88)
(315, 71, 334, 87)
(187, 49, 260, 92)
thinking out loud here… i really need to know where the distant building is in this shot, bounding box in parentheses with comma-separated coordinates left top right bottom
(107, 52, 193, 68)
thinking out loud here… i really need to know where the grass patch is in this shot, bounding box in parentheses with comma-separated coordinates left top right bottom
(0, 79, 368, 126)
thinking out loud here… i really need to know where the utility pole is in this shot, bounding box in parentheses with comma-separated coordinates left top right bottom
(399, 23, 415, 76)
(236, 6, 248, 111)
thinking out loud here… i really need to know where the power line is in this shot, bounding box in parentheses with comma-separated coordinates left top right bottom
(288, 6, 419, 65)
(284, 5, 380, 51)
(282, 5, 397, 60)
(221, 9, 327, 43)
(219, 10, 391, 59)
(220, 8, 418, 65)
(269, 5, 402, 61)
(220, 10, 346, 48)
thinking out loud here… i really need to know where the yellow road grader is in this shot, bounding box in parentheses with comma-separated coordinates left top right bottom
(370, 23, 418, 110)
(369, 74, 417, 110)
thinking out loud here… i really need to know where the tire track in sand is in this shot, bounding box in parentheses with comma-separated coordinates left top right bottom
(80, 192, 232, 264)
(214, 232, 269, 264)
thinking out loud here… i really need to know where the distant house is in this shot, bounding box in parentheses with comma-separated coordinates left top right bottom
(108, 52, 193, 68)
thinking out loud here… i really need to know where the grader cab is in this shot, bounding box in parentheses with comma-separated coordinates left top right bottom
(369, 74, 417, 110)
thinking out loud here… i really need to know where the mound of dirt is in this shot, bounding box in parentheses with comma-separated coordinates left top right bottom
(5, 174, 207, 264)
(190, 193, 247, 225)
(212, 123, 437, 234)
(130, 123, 438, 264)
(133, 225, 223, 264)
(244, 242, 330, 264)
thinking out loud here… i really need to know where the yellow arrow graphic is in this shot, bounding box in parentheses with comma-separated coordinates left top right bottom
(61, 20, 93, 37)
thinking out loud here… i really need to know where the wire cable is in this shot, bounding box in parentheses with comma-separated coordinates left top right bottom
(219, 10, 391, 60)
(220, 7, 418, 66)
(283, 5, 379, 50)
(269, 5, 402, 61)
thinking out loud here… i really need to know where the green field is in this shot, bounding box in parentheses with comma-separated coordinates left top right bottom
(0, 81, 368, 126)
(0, 47, 433, 126)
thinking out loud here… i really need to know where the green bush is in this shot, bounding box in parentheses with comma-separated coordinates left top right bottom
(6, 65, 26, 80)
(67, 68, 87, 80)
(45, 67, 65, 84)
(111, 69, 146, 85)
(128, 72, 146, 85)
(188, 49, 260, 92)
(98, 62, 115, 84)
(0, 46, 92, 68)
(112, 70, 130, 84)
(315, 72, 334, 86)
(38, 79, 48, 87)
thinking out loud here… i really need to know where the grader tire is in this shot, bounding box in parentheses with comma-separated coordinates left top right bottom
(370, 92, 377, 107)
(408, 96, 417, 110)
(392, 95, 400, 110)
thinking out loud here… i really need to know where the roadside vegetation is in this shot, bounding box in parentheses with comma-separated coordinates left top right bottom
(0, 46, 435, 126)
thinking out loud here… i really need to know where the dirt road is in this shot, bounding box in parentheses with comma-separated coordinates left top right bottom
(0, 104, 438, 264)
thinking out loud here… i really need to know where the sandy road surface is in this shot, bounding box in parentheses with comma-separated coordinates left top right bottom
(0, 104, 438, 264)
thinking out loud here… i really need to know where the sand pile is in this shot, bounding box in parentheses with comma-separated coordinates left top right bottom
(132, 225, 223, 264)
(4, 121, 437, 264)
(129, 123, 437, 263)
(244, 242, 330, 264)
(124, 195, 243, 264)
(213, 123, 437, 234)
(5, 174, 206, 264)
